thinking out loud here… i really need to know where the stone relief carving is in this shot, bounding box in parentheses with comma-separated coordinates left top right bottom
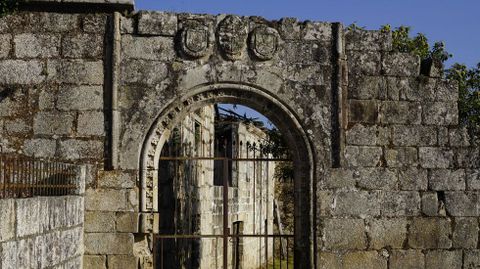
(179, 21, 210, 58)
(217, 15, 248, 60)
(249, 26, 280, 60)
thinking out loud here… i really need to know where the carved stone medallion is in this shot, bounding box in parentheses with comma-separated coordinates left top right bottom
(179, 21, 210, 58)
(249, 26, 280, 60)
(217, 15, 248, 60)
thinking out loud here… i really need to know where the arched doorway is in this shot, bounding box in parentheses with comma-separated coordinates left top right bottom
(139, 83, 316, 268)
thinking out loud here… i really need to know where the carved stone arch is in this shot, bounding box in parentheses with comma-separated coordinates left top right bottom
(139, 82, 317, 268)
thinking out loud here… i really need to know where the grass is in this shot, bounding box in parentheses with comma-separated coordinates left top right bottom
(267, 256, 294, 269)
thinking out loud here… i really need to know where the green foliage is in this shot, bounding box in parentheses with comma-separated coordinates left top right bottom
(0, 0, 19, 18)
(380, 24, 478, 138)
(380, 24, 452, 62)
(446, 63, 480, 137)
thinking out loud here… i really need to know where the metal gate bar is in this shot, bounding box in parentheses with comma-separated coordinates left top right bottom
(153, 156, 293, 269)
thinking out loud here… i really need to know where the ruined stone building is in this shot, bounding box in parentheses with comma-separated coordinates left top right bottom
(157, 106, 275, 269)
(0, 0, 479, 268)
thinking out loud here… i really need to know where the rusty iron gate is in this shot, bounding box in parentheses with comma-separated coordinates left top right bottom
(152, 156, 294, 269)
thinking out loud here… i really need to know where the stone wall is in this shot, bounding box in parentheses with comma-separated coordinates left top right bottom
(316, 29, 480, 269)
(0, 196, 84, 269)
(0, 1, 478, 268)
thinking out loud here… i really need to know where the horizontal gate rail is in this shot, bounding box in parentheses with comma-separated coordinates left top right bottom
(0, 153, 79, 199)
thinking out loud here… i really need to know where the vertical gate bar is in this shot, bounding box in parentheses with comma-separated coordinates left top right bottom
(286, 239, 289, 269)
(0, 153, 3, 199)
(30, 158, 33, 197)
(223, 157, 228, 269)
(265, 219, 268, 268)
(160, 238, 164, 269)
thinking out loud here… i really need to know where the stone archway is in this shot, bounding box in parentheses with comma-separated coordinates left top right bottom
(139, 82, 317, 268)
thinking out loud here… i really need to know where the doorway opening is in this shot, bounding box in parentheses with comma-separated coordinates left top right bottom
(153, 103, 295, 269)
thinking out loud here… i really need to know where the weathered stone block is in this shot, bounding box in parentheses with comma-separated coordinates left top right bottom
(33, 111, 75, 135)
(349, 75, 387, 101)
(85, 188, 128, 211)
(419, 147, 454, 169)
(84, 233, 133, 255)
(421, 192, 439, 216)
(385, 147, 418, 167)
(278, 17, 302, 40)
(398, 168, 428, 190)
(23, 138, 57, 158)
(0, 241, 17, 269)
(97, 170, 136, 189)
(14, 34, 60, 58)
(121, 59, 169, 85)
(452, 217, 478, 248)
(425, 250, 462, 269)
(386, 77, 416, 101)
(83, 255, 106, 269)
(318, 190, 334, 216)
(392, 125, 436, 146)
(422, 102, 458, 125)
(0, 60, 45, 84)
(444, 192, 478, 216)
(0, 34, 11, 58)
(318, 252, 342, 269)
(138, 11, 177, 36)
(57, 85, 103, 111)
(4, 119, 32, 135)
(347, 50, 381, 75)
(381, 191, 420, 216)
(368, 218, 407, 249)
(435, 79, 458, 102)
(454, 147, 480, 168)
(466, 169, 480, 190)
(303, 21, 332, 41)
(85, 211, 116, 232)
(346, 124, 383, 146)
(348, 100, 377, 123)
(323, 218, 366, 250)
(345, 29, 392, 51)
(65, 196, 84, 227)
(16, 238, 36, 269)
(28, 13, 79, 33)
(116, 212, 139, 233)
(449, 127, 470, 147)
(357, 168, 397, 190)
(344, 146, 382, 167)
(323, 168, 356, 189)
(465, 250, 480, 269)
(58, 139, 103, 160)
(122, 35, 175, 61)
(16, 198, 40, 237)
(408, 218, 452, 249)
(47, 60, 104, 85)
(389, 250, 424, 269)
(62, 34, 103, 59)
(82, 14, 107, 33)
(108, 255, 137, 269)
(401, 77, 435, 101)
(0, 199, 15, 242)
(379, 101, 422, 124)
(43, 197, 67, 232)
(78, 111, 105, 136)
(343, 251, 387, 269)
(121, 16, 134, 34)
(429, 169, 465, 190)
(382, 53, 420, 76)
(332, 190, 380, 217)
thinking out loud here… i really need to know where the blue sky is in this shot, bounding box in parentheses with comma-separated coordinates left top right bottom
(136, 0, 479, 126)
(136, 0, 479, 68)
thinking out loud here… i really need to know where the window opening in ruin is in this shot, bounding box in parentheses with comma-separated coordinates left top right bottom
(155, 103, 294, 269)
